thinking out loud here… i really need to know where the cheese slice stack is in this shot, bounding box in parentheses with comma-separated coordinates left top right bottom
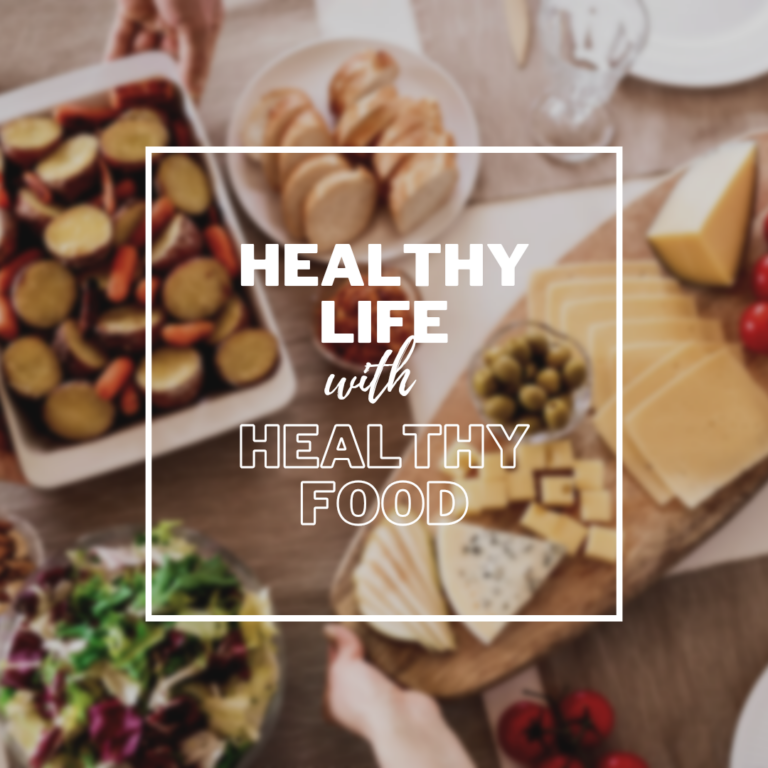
(436, 522, 564, 645)
(354, 522, 455, 652)
(647, 141, 757, 287)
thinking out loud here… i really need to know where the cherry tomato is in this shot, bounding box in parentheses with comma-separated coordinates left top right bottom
(539, 755, 585, 768)
(598, 752, 649, 768)
(558, 689, 614, 748)
(497, 701, 555, 763)
(740, 302, 768, 354)
(753, 254, 768, 301)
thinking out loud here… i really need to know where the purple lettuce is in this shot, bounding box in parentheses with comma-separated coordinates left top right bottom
(2, 630, 44, 688)
(88, 698, 143, 763)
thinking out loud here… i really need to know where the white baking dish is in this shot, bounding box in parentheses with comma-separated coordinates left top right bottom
(0, 52, 297, 489)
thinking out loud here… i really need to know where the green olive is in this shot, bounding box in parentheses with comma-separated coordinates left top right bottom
(483, 346, 504, 365)
(516, 415, 543, 433)
(525, 329, 549, 358)
(524, 362, 539, 381)
(518, 383, 547, 412)
(546, 345, 571, 368)
(491, 355, 521, 389)
(473, 366, 498, 397)
(505, 337, 531, 365)
(543, 396, 572, 430)
(536, 367, 561, 395)
(563, 357, 587, 389)
(483, 394, 516, 422)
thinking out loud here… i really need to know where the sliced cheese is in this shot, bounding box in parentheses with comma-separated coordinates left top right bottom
(436, 521, 564, 644)
(580, 490, 613, 523)
(584, 526, 617, 564)
(626, 348, 768, 508)
(540, 475, 576, 507)
(647, 141, 756, 287)
(520, 503, 587, 555)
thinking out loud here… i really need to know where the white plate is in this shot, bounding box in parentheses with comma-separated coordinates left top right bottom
(0, 52, 297, 489)
(730, 661, 768, 767)
(225, 37, 480, 262)
(632, 0, 768, 88)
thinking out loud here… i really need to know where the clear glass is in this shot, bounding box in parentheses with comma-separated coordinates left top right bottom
(531, 0, 650, 162)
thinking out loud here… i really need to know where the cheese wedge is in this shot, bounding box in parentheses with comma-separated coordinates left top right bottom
(436, 521, 564, 644)
(647, 141, 757, 287)
(626, 348, 768, 508)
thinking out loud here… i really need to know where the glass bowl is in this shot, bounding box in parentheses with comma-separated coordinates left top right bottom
(0, 524, 284, 768)
(467, 320, 592, 445)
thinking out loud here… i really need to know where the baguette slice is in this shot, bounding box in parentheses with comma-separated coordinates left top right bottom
(276, 108, 334, 188)
(241, 87, 305, 162)
(281, 154, 348, 240)
(335, 86, 399, 147)
(377, 98, 442, 147)
(389, 152, 458, 234)
(329, 49, 399, 116)
(373, 128, 454, 184)
(261, 90, 312, 188)
(303, 166, 377, 251)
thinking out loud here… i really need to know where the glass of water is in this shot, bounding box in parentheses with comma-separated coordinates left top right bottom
(531, 0, 649, 162)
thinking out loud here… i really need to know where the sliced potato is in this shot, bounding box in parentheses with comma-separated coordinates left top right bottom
(207, 295, 249, 345)
(43, 381, 115, 441)
(113, 199, 145, 246)
(162, 257, 230, 321)
(152, 213, 202, 272)
(117, 107, 166, 125)
(156, 154, 211, 215)
(44, 204, 113, 269)
(1, 116, 62, 168)
(100, 116, 170, 171)
(95, 305, 163, 353)
(35, 133, 99, 201)
(53, 319, 108, 376)
(11, 260, 77, 329)
(136, 347, 203, 410)
(2, 336, 62, 399)
(215, 328, 278, 387)
(0, 209, 18, 265)
(14, 187, 62, 230)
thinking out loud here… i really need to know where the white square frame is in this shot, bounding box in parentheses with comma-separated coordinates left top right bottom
(145, 145, 623, 623)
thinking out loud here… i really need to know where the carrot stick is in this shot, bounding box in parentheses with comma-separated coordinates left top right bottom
(0, 249, 41, 294)
(110, 79, 176, 110)
(0, 296, 19, 341)
(161, 321, 214, 347)
(115, 178, 137, 201)
(204, 225, 238, 278)
(135, 276, 160, 306)
(99, 160, 116, 214)
(54, 103, 117, 130)
(107, 244, 139, 304)
(151, 196, 175, 235)
(95, 357, 134, 401)
(22, 172, 52, 205)
(119, 382, 141, 416)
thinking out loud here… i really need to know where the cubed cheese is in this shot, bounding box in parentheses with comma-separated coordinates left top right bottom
(584, 526, 617, 564)
(506, 468, 536, 502)
(461, 477, 507, 514)
(547, 439, 574, 469)
(442, 442, 482, 480)
(517, 442, 547, 471)
(580, 489, 613, 523)
(540, 475, 576, 508)
(520, 503, 587, 555)
(574, 459, 605, 491)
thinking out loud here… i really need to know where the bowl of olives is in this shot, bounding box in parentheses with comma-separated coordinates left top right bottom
(468, 321, 591, 444)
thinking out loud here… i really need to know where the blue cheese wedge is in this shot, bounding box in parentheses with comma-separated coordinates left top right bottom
(436, 522, 565, 645)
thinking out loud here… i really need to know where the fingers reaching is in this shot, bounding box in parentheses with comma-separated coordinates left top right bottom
(324, 624, 364, 662)
(105, 17, 140, 60)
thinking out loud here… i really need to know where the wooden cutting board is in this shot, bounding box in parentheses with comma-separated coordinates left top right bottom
(330, 135, 768, 698)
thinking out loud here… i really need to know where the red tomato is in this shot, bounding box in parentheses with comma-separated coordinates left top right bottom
(598, 752, 649, 768)
(497, 701, 555, 763)
(558, 689, 614, 748)
(740, 302, 768, 354)
(539, 755, 585, 768)
(754, 254, 768, 301)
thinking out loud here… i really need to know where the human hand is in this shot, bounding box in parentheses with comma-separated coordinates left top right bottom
(105, 0, 223, 101)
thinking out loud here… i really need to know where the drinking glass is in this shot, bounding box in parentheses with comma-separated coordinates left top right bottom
(531, 0, 650, 162)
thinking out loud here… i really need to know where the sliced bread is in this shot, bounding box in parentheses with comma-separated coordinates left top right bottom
(276, 108, 334, 188)
(335, 86, 399, 147)
(261, 90, 312, 188)
(373, 128, 454, 184)
(329, 49, 399, 116)
(240, 87, 305, 164)
(281, 153, 348, 241)
(304, 166, 377, 251)
(377, 98, 443, 146)
(389, 152, 458, 234)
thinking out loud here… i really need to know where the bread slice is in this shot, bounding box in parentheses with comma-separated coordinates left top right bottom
(329, 49, 399, 116)
(335, 86, 399, 147)
(261, 90, 312, 188)
(281, 154, 348, 240)
(377, 98, 443, 147)
(276, 108, 334, 188)
(373, 128, 454, 184)
(241, 88, 306, 164)
(389, 152, 458, 234)
(303, 166, 377, 251)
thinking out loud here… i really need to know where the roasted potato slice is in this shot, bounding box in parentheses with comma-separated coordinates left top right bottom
(117, 107, 167, 125)
(113, 199, 145, 246)
(215, 328, 278, 387)
(35, 133, 99, 201)
(53, 318, 108, 376)
(162, 257, 230, 321)
(95, 304, 163, 353)
(44, 204, 113, 269)
(0, 209, 18, 265)
(14, 187, 62, 231)
(2, 336, 62, 399)
(207, 295, 249, 345)
(1, 116, 62, 168)
(152, 213, 202, 272)
(136, 346, 203, 410)
(156, 154, 211, 215)
(43, 381, 115, 441)
(11, 260, 77, 329)
(100, 116, 170, 171)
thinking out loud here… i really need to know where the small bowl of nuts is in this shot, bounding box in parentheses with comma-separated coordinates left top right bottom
(468, 321, 591, 444)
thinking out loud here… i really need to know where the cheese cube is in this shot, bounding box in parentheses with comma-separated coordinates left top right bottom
(540, 475, 576, 508)
(647, 141, 757, 287)
(506, 468, 535, 502)
(574, 459, 605, 491)
(584, 526, 617, 564)
(547, 439, 574, 469)
(461, 477, 507, 515)
(517, 442, 547, 471)
(580, 489, 612, 523)
(442, 442, 482, 481)
(480, 456, 508, 484)
(520, 503, 586, 555)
